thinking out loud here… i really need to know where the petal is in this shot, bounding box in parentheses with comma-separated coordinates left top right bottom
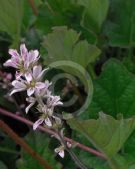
(50, 96, 60, 105)
(53, 116, 62, 125)
(33, 65, 42, 79)
(12, 80, 18, 86)
(15, 71, 22, 80)
(25, 73, 32, 82)
(26, 96, 35, 103)
(58, 150, 64, 158)
(46, 90, 52, 97)
(45, 117, 52, 127)
(33, 118, 44, 130)
(28, 50, 39, 64)
(47, 96, 62, 107)
(27, 51, 33, 63)
(33, 50, 39, 59)
(3, 60, 18, 68)
(10, 88, 26, 95)
(36, 68, 48, 81)
(12, 80, 26, 89)
(27, 88, 35, 96)
(35, 82, 45, 89)
(44, 80, 52, 89)
(52, 96, 63, 106)
(20, 44, 28, 58)
(54, 101, 63, 106)
(54, 96, 61, 102)
(25, 102, 35, 114)
(8, 49, 19, 58)
(35, 82, 51, 96)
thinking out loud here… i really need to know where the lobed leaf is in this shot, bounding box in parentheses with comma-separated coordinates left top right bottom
(83, 59, 135, 119)
(77, 0, 109, 43)
(67, 113, 135, 157)
(0, 0, 23, 47)
(42, 26, 101, 68)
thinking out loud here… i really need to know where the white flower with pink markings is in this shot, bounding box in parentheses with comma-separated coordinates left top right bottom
(10, 65, 47, 96)
(4, 44, 39, 73)
(4, 44, 64, 158)
(55, 145, 65, 158)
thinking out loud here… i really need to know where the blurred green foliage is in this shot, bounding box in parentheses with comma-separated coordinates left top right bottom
(1, 0, 135, 169)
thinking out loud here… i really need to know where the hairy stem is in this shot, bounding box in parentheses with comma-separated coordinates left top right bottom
(0, 119, 53, 169)
(0, 107, 106, 159)
(57, 131, 89, 169)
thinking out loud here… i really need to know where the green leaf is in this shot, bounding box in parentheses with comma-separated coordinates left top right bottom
(0, 0, 23, 47)
(0, 161, 8, 169)
(106, 0, 135, 47)
(130, 165, 135, 169)
(78, 59, 135, 168)
(17, 131, 61, 169)
(73, 136, 132, 169)
(78, 153, 110, 169)
(42, 26, 100, 88)
(83, 59, 135, 119)
(67, 113, 135, 158)
(124, 131, 135, 166)
(108, 154, 130, 169)
(67, 113, 135, 169)
(42, 26, 99, 98)
(42, 26, 100, 67)
(122, 55, 135, 74)
(108, 153, 135, 169)
(22, 0, 37, 30)
(0, 133, 18, 169)
(77, 0, 109, 41)
(35, 0, 82, 34)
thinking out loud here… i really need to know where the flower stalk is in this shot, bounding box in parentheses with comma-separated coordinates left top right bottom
(0, 107, 106, 159)
(56, 130, 88, 169)
(3, 44, 106, 168)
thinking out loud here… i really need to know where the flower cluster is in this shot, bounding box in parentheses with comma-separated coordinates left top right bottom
(4, 44, 67, 158)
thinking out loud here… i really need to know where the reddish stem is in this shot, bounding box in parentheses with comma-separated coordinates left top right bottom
(0, 107, 106, 159)
(0, 119, 53, 169)
(28, 0, 38, 16)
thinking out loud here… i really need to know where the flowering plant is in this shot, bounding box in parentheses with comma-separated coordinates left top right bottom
(1, 1, 135, 169)
(4, 44, 69, 158)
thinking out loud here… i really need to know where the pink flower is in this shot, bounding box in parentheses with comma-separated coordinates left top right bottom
(47, 96, 63, 108)
(35, 80, 52, 97)
(35, 95, 63, 117)
(10, 65, 47, 96)
(25, 65, 47, 96)
(32, 65, 48, 81)
(10, 80, 27, 95)
(33, 116, 52, 130)
(33, 104, 62, 130)
(4, 49, 20, 68)
(4, 44, 39, 72)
